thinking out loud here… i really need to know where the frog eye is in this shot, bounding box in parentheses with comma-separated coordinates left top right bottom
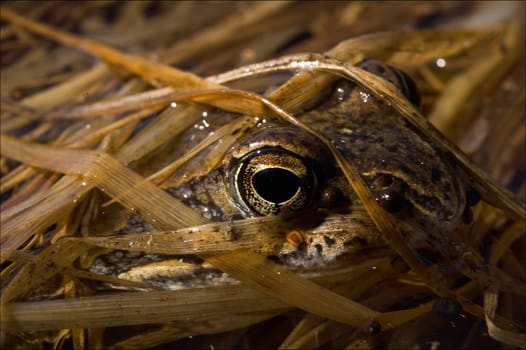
(233, 148, 316, 215)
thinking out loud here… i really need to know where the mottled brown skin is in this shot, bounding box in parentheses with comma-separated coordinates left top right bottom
(90, 60, 472, 289)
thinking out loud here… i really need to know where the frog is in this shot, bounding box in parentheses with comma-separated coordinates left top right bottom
(87, 59, 479, 291)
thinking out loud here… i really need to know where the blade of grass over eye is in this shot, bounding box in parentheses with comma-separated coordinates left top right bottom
(147, 116, 256, 185)
(101, 114, 257, 207)
(0, 134, 207, 230)
(99, 85, 339, 168)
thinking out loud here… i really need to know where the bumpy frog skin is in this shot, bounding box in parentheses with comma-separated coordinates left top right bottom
(89, 60, 473, 290)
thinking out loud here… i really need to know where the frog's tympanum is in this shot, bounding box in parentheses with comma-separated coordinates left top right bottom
(89, 60, 476, 290)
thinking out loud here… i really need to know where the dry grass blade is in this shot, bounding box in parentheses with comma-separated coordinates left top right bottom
(1, 63, 109, 122)
(0, 6, 294, 120)
(328, 29, 496, 66)
(79, 216, 287, 256)
(212, 28, 494, 113)
(1, 285, 289, 332)
(0, 175, 82, 255)
(1, 239, 91, 303)
(0, 134, 207, 230)
(39, 87, 175, 120)
(484, 287, 526, 348)
(208, 250, 437, 332)
(207, 249, 381, 328)
(66, 107, 162, 149)
(0, 6, 219, 91)
(159, 2, 293, 65)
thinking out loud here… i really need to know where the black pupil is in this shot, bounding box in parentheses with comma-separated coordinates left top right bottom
(252, 168, 300, 203)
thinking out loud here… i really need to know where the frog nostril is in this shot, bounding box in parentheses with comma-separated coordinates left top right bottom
(376, 190, 406, 213)
(372, 174, 407, 213)
(374, 174, 395, 189)
(319, 185, 344, 208)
